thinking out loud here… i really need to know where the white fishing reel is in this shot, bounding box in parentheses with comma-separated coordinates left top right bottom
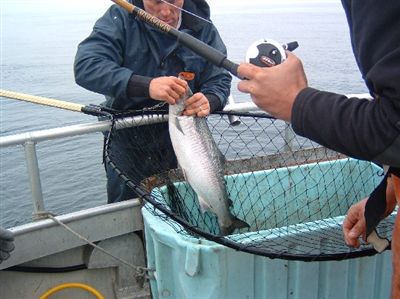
(246, 39, 298, 67)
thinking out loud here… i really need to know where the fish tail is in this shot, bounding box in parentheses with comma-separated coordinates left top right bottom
(220, 216, 250, 236)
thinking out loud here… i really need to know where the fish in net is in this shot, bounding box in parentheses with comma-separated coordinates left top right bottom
(104, 109, 396, 261)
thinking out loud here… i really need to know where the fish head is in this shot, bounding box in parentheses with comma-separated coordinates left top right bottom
(168, 90, 189, 117)
(169, 72, 194, 117)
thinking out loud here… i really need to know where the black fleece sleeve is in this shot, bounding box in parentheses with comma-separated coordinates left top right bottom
(127, 74, 152, 98)
(127, 74, 223, 112)
(292, 87, 400, 166)
(204, 93, 223, 112)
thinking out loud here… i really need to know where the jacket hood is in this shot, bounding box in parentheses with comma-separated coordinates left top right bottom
(183, 0, 210, 19)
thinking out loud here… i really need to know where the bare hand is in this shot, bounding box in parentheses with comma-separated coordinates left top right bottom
(343, 176, 398, 249)
(149, 76, 188, 105)
(342, 198, 368, 248)
(182, 92, 210, 117)
(237, 52, 308, 122)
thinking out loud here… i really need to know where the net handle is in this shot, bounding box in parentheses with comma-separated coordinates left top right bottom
(0, 89, 111, 117)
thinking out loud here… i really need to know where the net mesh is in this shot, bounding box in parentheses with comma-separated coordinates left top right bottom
(104, 110, 395, 261)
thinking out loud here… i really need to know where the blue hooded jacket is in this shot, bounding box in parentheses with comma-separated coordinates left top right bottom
(74, 0, 232, 112)
(73, 0, 232, 202)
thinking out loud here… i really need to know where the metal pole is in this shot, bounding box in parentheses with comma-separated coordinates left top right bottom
(24, 141, 45, 216)
(227, 96, 241, 126)
(284, 122, 295, 152)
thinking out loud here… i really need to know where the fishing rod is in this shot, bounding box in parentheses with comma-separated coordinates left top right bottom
(110, 0, 298, 76)
(1, 0, 297, 112)
(111, 0, 240, 75)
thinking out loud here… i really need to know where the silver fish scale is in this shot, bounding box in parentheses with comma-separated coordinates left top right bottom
(169, 108, 234, 230)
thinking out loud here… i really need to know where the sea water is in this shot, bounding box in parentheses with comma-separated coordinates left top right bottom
(0, 0, 367, 228)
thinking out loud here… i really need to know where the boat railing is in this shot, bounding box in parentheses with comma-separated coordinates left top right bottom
(0, 97, 259, 219)
(0, 94, 370, 221)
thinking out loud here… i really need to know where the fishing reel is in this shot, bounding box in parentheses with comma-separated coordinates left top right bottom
(246, 39, 298, 67)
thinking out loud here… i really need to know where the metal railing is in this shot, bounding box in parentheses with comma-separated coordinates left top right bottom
(0, 98, 258, 218)
(0, 93, 370, 219)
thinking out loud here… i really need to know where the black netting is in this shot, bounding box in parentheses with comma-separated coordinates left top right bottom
(104, 110, 395, 261)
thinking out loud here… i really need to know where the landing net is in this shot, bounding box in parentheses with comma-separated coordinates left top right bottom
(104, 110, 395, 261)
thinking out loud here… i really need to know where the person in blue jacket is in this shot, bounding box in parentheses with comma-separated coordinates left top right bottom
(74, 0, 231, 203)
(237, 0, 400, 296)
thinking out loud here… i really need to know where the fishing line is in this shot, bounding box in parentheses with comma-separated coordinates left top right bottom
(111, 0, 240, 76)
(111, 0, 298, 77)
(159, 0, 212, 24)
(5, 2, 377, 262)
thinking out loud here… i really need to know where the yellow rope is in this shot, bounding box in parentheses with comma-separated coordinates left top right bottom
(0, 89, 84, 112)
(39, 282, 105, 299)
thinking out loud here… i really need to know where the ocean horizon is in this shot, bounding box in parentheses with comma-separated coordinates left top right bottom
(0, 0, 367, 228)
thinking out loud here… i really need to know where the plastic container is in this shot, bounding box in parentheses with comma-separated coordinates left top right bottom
(142, 159, 392, 299)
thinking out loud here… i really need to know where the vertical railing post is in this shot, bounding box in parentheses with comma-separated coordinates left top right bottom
(24, 141, 45, 217)
(227, 96, 241, 126)
(284, 122, 295, 152)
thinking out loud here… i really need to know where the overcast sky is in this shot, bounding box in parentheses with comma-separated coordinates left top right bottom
(208, 0, 338, 7)
(2, 0, 339, 15)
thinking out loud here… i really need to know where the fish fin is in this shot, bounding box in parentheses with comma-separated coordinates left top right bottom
(220, 216, 250, 236)
(167, 183, 190, 222)
(198, 196, 212, 214)
(181, 168, 188, 181)
(217, 147, 226, 163)
(175, 117, 184, 134)
(216, 147, 227, 175)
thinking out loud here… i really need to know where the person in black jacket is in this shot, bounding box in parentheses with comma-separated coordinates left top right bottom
(237, 0, 400, 297)
(74, 0, 231, 203)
